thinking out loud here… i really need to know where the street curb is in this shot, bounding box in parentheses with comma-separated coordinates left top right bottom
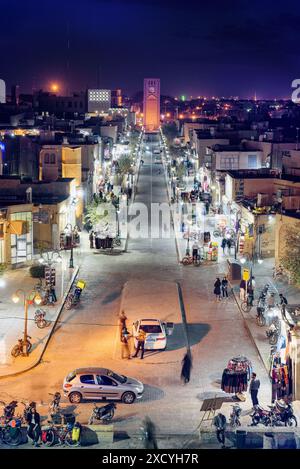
(162, 155, 181, 263)
(124, 153, 142, 253)
(0, 266, 79, 380)
(228, 280, 269, 375)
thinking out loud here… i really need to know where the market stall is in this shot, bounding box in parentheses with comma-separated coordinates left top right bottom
(221, 355, 252, 400)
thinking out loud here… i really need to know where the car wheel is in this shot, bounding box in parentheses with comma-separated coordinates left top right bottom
(69, 392, 82, 404)
(121, 392, 136, 404)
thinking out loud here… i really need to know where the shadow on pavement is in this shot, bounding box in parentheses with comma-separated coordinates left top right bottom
(138, 384, 165, 403)
(166, 323, 210, 351)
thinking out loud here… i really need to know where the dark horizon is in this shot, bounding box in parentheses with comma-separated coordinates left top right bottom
(1, 0, 300, 100)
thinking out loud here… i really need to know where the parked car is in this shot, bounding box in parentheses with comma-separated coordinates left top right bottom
(132, 319, 174, 351)
(63, 368, 144, 404)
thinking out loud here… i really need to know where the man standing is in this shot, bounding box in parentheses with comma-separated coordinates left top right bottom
(132, 328, 146, 359)
(249, 372, 260, 408)
(192, 241, 199, 263)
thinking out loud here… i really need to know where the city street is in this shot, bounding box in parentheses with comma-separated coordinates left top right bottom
(0, 135, 271, 447)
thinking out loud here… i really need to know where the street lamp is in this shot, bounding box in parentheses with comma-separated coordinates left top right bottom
(64, 223, 75, 269)
(12, 289, 42, 356)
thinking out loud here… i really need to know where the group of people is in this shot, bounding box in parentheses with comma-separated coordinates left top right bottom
(221, 237, 233, 255)
(118, 310, 146, 360)
(213, 277, 229, 300)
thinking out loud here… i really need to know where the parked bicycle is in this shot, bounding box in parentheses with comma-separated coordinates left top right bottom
(65, 280, 85, 310)
(34, 309, 50, 329)
(41, 421, 81, 447)
(229, 404, 242, 427)
(11, 335, 32, 357)
(181, 254, 201, 266)
(213, 227, 235, 238)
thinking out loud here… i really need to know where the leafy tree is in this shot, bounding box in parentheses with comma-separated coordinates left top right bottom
(117, 155, 134, 177)
(280, 223, 300, 283)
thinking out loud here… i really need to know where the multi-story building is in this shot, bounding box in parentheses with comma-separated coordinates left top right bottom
(87, 89, 111, 113)
(143, 78, 160, 132)
(0, 79, 5, 103)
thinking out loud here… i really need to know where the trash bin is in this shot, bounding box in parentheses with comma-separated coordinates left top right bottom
(236, 429, 247, 449)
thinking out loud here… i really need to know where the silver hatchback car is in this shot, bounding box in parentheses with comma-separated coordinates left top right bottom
(63, 368, 144, 404)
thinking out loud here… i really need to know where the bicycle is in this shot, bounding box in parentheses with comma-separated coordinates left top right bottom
(42, 421, 81, 447)
(11, 335, 32, 357)
(213, 227, 235, 238)
(181, 254, 201, 266)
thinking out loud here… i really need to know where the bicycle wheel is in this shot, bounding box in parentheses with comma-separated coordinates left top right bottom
(241, 301, 251, 313)
(285, 416, 297, 427)
(3, 427, 22, 446)
(269, 334, 278, 345)
(256, 315, 266, 327)
(11, 345, 20, 357)
(65, 430, 80, 447)
(26, 340, 32, 353)
(213, 230, 220, 238)
(37, 319, 47, 329)
(43, 428, 56, 446)
(182, 257, 191, 266)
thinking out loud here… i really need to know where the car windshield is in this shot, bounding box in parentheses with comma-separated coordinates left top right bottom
(66, 371, 76, 382)
(141, 325, 162, 334)
(107, 370, 127, 384)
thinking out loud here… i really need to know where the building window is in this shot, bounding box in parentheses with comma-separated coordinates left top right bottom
(248, 155, 257, 169)
(44, 153, 50, 164)
(220, 156, 238, 170)
(50, 153, 56, 164)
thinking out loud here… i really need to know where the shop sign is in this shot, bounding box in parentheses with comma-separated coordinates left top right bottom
(243, 268, 250, 281)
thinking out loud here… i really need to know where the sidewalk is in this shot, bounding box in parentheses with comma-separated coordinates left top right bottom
(0, 250, 80, 378)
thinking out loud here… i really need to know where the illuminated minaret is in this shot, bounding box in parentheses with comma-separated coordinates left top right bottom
(143, 78, 160, 132)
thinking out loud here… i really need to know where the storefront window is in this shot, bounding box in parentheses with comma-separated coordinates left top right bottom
(10, 212, 32, 264)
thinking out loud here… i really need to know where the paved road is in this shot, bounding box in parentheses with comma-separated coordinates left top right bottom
(0, 134, 270, 448)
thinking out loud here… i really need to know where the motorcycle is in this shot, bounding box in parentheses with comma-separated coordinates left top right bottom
(34, 309, 50, 329)
(2, 401, 18, 422)
(49, 392, 62, 421)
(250, 405, 271, 426)
(11, 335, 32, 357)
(256, 306, 266, 327)
(266, 322, 280, 345)
(88, 403, 116, 424)
(229, 404, 242, 427)
(269, 401, 297, 427)
(65, 280, 85, 310)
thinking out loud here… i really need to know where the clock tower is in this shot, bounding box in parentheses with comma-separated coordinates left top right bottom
(143, 78, 160, 132)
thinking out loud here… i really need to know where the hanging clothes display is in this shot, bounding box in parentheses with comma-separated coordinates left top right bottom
(221, 369, 248, 393)
(227, 355, 252, 380)
(221, 356, 252, 394)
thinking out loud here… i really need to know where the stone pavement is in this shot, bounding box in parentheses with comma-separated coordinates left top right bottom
(0, 248, 81, 378)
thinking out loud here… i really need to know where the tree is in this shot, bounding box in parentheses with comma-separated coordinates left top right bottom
(280, 223, 300, 283)
(117, 155, 134, 177)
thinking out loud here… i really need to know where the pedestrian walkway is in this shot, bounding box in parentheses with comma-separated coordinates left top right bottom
(0, 248, 81, 377)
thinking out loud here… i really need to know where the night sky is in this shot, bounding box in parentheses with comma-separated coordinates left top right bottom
(2, 0, 300, 98)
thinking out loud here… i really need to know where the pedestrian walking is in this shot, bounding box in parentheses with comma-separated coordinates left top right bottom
(120, 327, 131, 359)
(214, 277, 222, 301)
(221, 277, 229, 298)
(132, 328, 146, 359)
(142, 416, 158, 449)
(181, 351, 192, 384)
(247, 282, 254, 306)
(221, 238, 227, 255)
(249, 372, 260, 408)
(205, 201, 210, 215)
(226, 237, 232, 254)
(89, 230, 95, 249)
(239, 279, 246, 301)
(26, 407, 41, 447)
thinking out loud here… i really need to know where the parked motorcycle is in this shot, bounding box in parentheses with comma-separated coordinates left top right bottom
(266, 322, 280, 345)
(229, 404, 242, 427)
(49, 392, 62, 420)
(88, 402, 116, 424)
(268, 401, 297, 427)
(250, 405, 271, 426)
(256, 306, 266, 327)
(65, 280, 85, 310)
(34, 309, 50, 329)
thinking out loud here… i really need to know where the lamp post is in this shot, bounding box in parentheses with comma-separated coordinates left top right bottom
(38, 249, 62, 267)
(12, 289, 42, 356)
(116, 210, 120, 238)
